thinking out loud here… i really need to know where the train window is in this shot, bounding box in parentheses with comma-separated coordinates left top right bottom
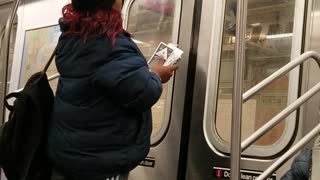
(213, 0, 298, 151)
(123, 0, 179, 142)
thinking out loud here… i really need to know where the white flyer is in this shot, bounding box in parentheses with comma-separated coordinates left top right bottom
(148, 42, 183, 67)
(163, 43, 184, 66)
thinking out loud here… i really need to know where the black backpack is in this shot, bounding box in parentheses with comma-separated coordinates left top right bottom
(0, 49, 56, 180)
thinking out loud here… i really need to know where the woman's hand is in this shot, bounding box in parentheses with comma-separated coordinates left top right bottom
(150, 57, 178, 83)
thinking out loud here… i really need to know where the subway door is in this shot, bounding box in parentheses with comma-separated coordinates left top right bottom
(186, 0, 306, 179)
(121, 0, 195, 180)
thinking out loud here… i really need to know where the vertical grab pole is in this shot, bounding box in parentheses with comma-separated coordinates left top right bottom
(230, 0, 248, 179)
(0, 0, 21, 124)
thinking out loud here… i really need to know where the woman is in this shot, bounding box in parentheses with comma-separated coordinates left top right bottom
(48, 0, 177, 179)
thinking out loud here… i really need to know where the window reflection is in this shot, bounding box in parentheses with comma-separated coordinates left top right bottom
(216, 0, 295, 145)
(127, 0, 176, 137)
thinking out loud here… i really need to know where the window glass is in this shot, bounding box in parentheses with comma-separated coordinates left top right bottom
(216, 0, 295, 145)
(126, 0, 176, 137)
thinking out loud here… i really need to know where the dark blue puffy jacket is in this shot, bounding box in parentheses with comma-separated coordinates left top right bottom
(48, 30, 162, 179)
(281, 148, 312, 180)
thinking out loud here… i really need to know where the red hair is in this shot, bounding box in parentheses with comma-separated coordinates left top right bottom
(61, 4, 126, 43)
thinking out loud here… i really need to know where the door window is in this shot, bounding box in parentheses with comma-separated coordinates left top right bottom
(216, 0, 296, 145)
(124, 0, 179, 142)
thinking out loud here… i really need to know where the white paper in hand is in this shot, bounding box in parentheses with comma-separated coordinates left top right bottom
(148, 42, 174, 67)
(163, 43, 184, 66)
(148, 42, 183, 67)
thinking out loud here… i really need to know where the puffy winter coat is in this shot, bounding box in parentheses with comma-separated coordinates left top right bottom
(280, 148, 312, 180)
(48, 25, 162, 180)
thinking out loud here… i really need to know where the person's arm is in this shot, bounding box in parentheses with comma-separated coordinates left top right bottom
(91, 46, 163, 112)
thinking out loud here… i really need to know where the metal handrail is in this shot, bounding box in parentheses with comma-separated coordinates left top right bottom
(0, 26, 5, 46)
(256, 124, 320, 180)
(47, 73, 60, 82)
(237, 51, 320, 179)
(0, 0, 21, 124)
(14, 73, 60, 93)
(243, 51, 320, 102)
(242, 81, 320, 151)
(241, 51, 320, 151)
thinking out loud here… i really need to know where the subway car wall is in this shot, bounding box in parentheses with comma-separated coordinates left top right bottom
(2, 0, 320, 180)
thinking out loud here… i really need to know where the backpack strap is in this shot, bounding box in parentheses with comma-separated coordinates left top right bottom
(311, 135, 320, 180)
(43, 46, 58, 73)
(4, 92, 20, 112)
(4, 45, 57, 112)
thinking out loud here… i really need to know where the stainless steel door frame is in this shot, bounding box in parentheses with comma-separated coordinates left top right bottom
(126, 0, 196, 179)
(292, 0, 320, 177)
(301, 0, 320, 139)
(186, 0, 307, 179)
(186, 1, 232, 179)
(203, 0, 305, 159)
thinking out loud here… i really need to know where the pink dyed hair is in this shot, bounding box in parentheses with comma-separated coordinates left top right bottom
(61, 3, 127, 43)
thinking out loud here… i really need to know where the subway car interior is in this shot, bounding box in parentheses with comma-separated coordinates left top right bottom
(1, 0, 320, 179)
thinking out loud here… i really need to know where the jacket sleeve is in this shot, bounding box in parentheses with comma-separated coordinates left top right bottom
(280, 170, 293, 180)
(280, 148, 312, 180)
(91, 44, 162, 112)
